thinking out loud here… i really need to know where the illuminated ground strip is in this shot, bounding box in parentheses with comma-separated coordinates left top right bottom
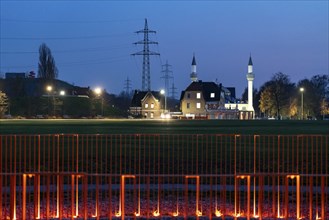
(1, 134, 328, 219)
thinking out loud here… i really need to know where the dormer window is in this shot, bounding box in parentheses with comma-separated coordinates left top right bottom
(145, 103, 148, 108)
(151, 103, 154, 109)
(210, 93, 215, 98)
(196, 92, 201, 99)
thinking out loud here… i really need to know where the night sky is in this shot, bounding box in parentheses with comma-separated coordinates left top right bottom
(1, 1, 328, 98)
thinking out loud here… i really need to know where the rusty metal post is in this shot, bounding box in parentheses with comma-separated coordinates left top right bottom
(71, 175, 75, 219)
(309, 176, 313, 220)
(10, 175, 16, 220)
(59, 174, 63, 220)
(296, 175, 300, 219)
(83, 175, 88, 220)
(22, 174, 27, 220)
(121, 175, 124, 220)
(234, 176, 238, 219)
(184, 176, 188, 219)
(284, 176, 289, 219)
(247, 176, 250, 220)
(259, 176, 263, 220)
(109, 176, 112, 220)
(46, 174, 50, 219)
(321, 176, 325, 220)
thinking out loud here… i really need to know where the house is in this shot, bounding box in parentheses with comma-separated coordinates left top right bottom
(180, 81, 225, 119)
(180, 55, 255, 119)
(130, 90, 164, 119)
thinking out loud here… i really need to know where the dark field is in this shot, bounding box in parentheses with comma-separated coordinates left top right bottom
(0, 119, 328, 135)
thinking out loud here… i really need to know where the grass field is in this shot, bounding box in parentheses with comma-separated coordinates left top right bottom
(0, 119, 328, 135)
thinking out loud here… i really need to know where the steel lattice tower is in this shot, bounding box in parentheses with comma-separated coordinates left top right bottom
(123, 76, 132, 95)
(132, 19, 159, 91)
(161, 60, 173, 95)
(170, 81, 177, 99)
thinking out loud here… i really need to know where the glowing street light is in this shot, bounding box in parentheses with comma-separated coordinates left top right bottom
(300, 87, 304, 120)
(46, 85, 53, 115)
(94, 87, 103, 116)
(160, 89, 167, 113)
(59, 90, 65, 96)
(46, 85, 53, 92)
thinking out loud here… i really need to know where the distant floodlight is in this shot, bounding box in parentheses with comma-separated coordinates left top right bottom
(46, 85, 52, 92)
(94, 87, 102, 95)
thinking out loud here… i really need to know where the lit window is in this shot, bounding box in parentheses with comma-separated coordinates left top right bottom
(151, 103, 154, 109)
(187, 103, 190, 109)
(210, 93, 215, 98)
(196, 103, 201, 109)
(196, 93, 201, 99)
(145, 103, 148, 108)
(150, 112, 154, 118)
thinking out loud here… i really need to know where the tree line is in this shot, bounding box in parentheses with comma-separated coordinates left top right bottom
(242, 72, 329, 120)
(1, 43, 328, 119)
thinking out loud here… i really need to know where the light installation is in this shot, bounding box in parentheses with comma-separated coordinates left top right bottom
(0, 134, 328, 219)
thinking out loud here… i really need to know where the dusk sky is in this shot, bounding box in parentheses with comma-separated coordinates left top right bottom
(1, 1, 328, 98)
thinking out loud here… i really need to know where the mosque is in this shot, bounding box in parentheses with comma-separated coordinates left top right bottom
(179, 55, 255, 119)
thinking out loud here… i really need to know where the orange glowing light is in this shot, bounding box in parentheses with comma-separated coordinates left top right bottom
(28, 174, 34, 178)
(253, 214, 259, 218)
(115, 211, 121, 217)
(153, 210, 160, 217)
(172, 212, 179, 217)
(233, 212, 243, 218)
(196, 210, 202, 217)
(215, 210, 222, 217)
(134, 212, 140, 217)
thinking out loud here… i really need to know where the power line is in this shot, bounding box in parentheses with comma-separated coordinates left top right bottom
(0, 44, 132, 54)
(1, 32, 131, 40)
(1, 18, 142, 24)
(0, 55, 129, 69)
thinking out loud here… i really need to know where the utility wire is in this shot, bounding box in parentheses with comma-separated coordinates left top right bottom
(1, 32, 132, 40)
(0, 44, 132, 54)
(1, 18, 142, 24)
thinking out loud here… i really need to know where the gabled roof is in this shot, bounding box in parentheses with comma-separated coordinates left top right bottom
(183, 81, 222, 102)
(131, 90, 162, 107)
(131, 90, 148, 107)
(141, 91, 161, 102)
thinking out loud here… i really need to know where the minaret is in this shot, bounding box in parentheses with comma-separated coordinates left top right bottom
(190, 54, 198, 82)
(246, 55, 255, 112)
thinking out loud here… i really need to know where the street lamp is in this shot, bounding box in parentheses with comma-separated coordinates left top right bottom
(46, 85, 53, 115)
(160, 89, 167, 113)
(300, 87, 304, 120)
(59, 90, 65, 116)
(94, 87, 103, 116)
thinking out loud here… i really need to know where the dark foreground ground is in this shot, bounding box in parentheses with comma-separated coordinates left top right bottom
(1, 119, 328, 135)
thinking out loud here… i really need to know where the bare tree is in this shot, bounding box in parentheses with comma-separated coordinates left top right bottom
(38, 43, 58, 79)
